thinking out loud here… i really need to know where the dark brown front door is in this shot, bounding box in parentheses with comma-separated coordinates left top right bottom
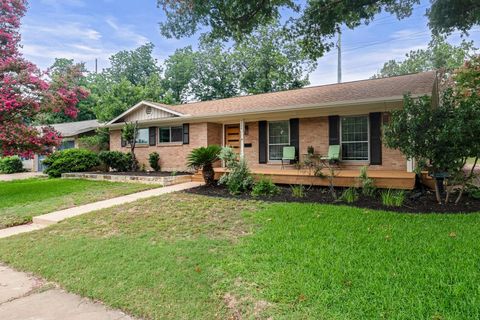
(225, 125, 240, 151)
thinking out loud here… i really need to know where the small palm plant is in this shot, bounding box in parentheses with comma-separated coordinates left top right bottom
(187, 145, 222, 186)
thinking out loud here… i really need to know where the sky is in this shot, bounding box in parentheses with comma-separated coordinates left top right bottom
(21, 0, 480, 86)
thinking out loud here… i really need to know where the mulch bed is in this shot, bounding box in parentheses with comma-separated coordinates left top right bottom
(87, 171, 191, 177)
(186, 184, 480, 214)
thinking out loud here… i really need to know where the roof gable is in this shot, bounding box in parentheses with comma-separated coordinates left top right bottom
(108, 101, 184, 125)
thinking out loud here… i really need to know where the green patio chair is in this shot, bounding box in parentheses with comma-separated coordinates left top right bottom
(282, 146, 296, 169)
(321, 145, 340, 164)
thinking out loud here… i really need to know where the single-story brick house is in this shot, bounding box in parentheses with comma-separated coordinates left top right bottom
(106, 71, 437, 189)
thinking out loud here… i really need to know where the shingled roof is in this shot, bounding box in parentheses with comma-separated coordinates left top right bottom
(154, 71, 436, 116)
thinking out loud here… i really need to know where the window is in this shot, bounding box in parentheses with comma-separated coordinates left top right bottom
(159, 126, 183, 143)
(59, 140, 75, 150)
(268, 121, 289, 161)
(341, 116, 369, 161)
(135, 128, 149, 144)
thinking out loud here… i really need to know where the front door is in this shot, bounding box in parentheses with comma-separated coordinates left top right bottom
(225, 125, 240, 151)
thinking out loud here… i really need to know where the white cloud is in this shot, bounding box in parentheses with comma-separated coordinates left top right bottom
(105, 17, 149, 46)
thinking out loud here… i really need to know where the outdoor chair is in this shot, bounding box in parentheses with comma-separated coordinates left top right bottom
(320, 145, 340, 164)
(281, 146, 296, 169)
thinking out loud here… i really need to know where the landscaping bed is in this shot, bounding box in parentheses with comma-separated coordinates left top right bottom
(186, 184, 480, 213)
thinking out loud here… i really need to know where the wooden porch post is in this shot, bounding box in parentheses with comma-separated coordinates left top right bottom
(240, 120, 245, 159)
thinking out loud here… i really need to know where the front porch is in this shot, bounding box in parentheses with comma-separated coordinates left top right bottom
(192, 167, 416, 190)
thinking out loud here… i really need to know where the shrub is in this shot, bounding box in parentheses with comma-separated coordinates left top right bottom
(381, 189, 406, 207)
(467, 186, 480, 199)
(98, 151, 130, 172)
(43, 149, 100, 178)
(187, 145, 221, 186)
(291, 184, 305, 198)
(358, 166, 376, 196)
(340, 187, 359, 203)
(0, 156, 24, 174)
(219, 158, 254, 194)
(149, 152, 161, 171)
(251, 176, 279, 197)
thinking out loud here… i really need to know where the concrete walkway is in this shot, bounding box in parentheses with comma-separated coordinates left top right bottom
(0, 264, 134, 320)
(0, 181, 203, 239)
(0, 172, 45, 181)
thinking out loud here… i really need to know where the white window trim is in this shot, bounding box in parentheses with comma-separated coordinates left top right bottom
(158, 126, 183, 144)
(267, 120, 290, 163)
(339, 115, 370, 163)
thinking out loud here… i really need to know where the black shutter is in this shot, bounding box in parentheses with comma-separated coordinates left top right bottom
(182, 124, 189, 144)
(149, 127, 156, 146)
(289, 118, 299, 163)
(328, 115, 340, 145)
(121, 135, 126, 147)
(258, 121, 267, 164)
(370, 112, 382, 165)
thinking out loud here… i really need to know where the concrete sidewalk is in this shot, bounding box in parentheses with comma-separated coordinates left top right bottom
(0, 181, 203, 239)
(0, 264, 134, 320)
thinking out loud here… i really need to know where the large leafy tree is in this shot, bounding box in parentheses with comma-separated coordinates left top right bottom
(0, 0, 87, 158)
(105, 42, 161, 86)
(374, 36, 475, 78)
(234, 24, 316, 94)
(189, 40, 240, 101)
(36, 58, 96, 124)
(157, 0, 480, 60)
(162, 46, 197, 103)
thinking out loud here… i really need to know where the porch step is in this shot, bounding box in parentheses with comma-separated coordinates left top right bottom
(191, 172, 204, 182)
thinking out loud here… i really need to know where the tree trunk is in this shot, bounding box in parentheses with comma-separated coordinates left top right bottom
(202, 163, 215, 186)
(434, 177, 442, 205)
(455, 157, 478, 205)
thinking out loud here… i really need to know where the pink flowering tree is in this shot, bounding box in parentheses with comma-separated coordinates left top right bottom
(0, 0, 88, 158)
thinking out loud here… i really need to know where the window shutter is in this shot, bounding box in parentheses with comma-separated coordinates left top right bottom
(328, 115, 340, 145)
(369, 112, 382, 165)
(182, 124, 189, 144)
(258, 121, 267, 164)
(149, 127, 156, 146)
(121, 136, 126, 147)
(289, 118, 299, 163)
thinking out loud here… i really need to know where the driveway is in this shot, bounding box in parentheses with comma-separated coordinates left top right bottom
(0, 172, 45, 182)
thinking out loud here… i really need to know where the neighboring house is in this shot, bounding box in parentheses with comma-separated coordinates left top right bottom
(26, 120, 101, 172)
(106, 72, 437, 189)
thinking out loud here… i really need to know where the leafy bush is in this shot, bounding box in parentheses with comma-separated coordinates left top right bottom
(149, 152, 161, 171)
(43, 149, 100, 178)
(219, 159, 254, 194)
(251, 176, 279, 197)
(98, 151, 130, 172)
(291, 184, 305, 198)
(77, 130, 110, 152)
(187, 145, 222, 186)
(467, 186, 480, 199)
(340, 187, 359, 203)
(0, 156, 24, 174)
(358, 166, 376, 196)
(381, 189, 406, 207)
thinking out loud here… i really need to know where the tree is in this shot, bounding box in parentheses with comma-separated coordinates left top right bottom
(189, 41, 240, 101)
(106, 42, 161, 86)
(234, 23, 316, 94)
(0, 0, 86, 158)
(36, 58, 95, 124)
(374, 36, 475, 78)
(163, 46, 197, 103)
(121, 121, 139, 171)
(186, 145, 222, 186)
(157, 0, 480, 60)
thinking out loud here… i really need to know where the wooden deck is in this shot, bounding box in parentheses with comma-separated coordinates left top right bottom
(211, 167, 416, 190)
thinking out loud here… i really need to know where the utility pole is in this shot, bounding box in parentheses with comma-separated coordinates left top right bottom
(95, 58, 98, 74)
(337, 30, 342, 83)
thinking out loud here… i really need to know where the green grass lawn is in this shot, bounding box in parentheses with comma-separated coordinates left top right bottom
(0, 178, 156, 229)
(0, 193, 479, 319)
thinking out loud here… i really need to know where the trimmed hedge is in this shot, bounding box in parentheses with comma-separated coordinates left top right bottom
(98, 151, 131, 172)
(43, 149, 100, 178)
(0, 156, 24, 174)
